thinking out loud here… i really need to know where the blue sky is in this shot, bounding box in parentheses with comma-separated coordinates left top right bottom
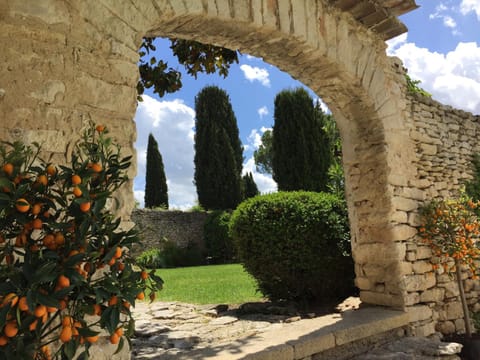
(134, 0, 480, 209)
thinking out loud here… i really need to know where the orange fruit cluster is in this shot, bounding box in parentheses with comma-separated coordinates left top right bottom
(0, 123, 161, 357)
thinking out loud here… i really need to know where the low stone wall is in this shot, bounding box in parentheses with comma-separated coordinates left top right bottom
(130, 209, 208, 257)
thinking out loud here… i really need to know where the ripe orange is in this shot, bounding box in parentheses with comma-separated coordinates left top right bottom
(95, 125, 105, 133)
(109, 333, 120, 344)
(2, 293, 18, 308)
(54, 232, 65, 246)
(46, 164, 56, 176)
(34, 304, 47, 318)
(57, 275, 70, 288)
(59, 299, 67, 310)
(2, 163, 13, 176)
(140, 271, 149, 280)
(113, 246, 122, 259)
(15, 198, 30, 213)
(108, 296, 118, 306)
(91, 163, 102, 173)
(18, 296, 29, 312)
(43, 234, 56, 250)
(71, 174, 82, 185)
(36, 174, 48, 186)
(122, 301, 130, 310)
(85, 334, 99, 343)
(32, 218, 43, 230)
(108, 258, 116, 266)
(92, 303, 102, 316)
(114, 327, 124, 337)
(136, 292, 145, 301)
(29, 319, 38, 331)
(0, 335, 8, 346)
(4, 321, 18, 337)
(59, 326, 73, 343)
(31, 203, 42, 215)
(79, 202, 91, 212)
(73, 186, 82, 197)
(62, 316, 72, 328)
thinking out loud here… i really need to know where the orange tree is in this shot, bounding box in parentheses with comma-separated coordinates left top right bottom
(0, 123, 162, 359)
(419, 196, 480, 337)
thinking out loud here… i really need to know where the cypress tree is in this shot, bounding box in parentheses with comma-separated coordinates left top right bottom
(242, 172, 260, 199)
(272, 88, 331, 192)
(194, 86, 243, 210)
(144, 133, 169, 209)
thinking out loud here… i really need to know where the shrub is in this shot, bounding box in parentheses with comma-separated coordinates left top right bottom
(137, 241, 205, 269)
(0, 123, 162, 359)
(136, 248, 164, 269)
(160, 240, 204, 268)
(203, 211, 235, 264)
(230, 191, 354, 305)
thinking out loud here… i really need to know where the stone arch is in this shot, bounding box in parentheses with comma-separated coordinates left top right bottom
(2, 0, 439, 333)
(136, 1, 418, 310)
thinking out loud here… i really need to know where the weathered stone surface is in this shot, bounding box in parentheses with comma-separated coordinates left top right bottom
(3, 0, 480, 342)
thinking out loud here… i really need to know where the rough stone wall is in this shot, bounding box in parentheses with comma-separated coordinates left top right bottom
(130, 209, 207, 257)
(401, 93, 480, 336)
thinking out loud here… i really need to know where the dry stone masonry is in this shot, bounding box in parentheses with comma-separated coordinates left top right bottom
(1, 0, 479, 347)
(130, 209, 207, 257)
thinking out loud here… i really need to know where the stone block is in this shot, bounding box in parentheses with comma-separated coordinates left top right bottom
(420, 288, 445, 303)
(412, 321, 436, 337)
(407, 305, 433, 322)
(392, 197, 419, 212)
(416, 246, 432, 260)
(413, 261, 434, 274)
(391, 211, 408, 223)
(390, 224, 417, 241)
(436, 320, 456, 334)
(403, 273, 436, 292)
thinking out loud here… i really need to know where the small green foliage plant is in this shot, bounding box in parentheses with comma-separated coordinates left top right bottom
(230, 191, 354, 306)
(405, 74, 432, 97)
(0, 123, 162, 359)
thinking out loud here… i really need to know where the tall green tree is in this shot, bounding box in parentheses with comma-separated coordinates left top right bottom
(253, 129, 274, 176)
(194, 86, 243, 210)
(272, 88, 331, 192)
(242, 172, 260, 199)
(144, 133, 169, 209)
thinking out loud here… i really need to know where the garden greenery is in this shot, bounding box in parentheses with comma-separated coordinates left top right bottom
(0, 123, 162, 359)
(230, 191, 354, 306)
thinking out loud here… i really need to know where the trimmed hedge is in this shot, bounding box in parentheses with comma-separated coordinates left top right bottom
(204, 210, 235, 264)
(230, 191, 355, 305)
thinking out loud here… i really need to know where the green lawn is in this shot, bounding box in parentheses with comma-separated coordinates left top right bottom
(154, 264, 264, 304)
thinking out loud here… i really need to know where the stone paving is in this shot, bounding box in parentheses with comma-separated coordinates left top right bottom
(130, 299, 463, 360)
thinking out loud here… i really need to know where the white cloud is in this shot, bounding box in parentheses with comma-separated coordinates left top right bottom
(134, 95, 197, 209)
(240, 64, 271, 87)
(257, 106, 269, 118)
(461, 0, 480, 19)
(242, 157, 277, 194)
(429, 3, 458, 30)
(241, 127, 276, 194)
(387, 36, 480, 115)
(314, 98, 331, 114)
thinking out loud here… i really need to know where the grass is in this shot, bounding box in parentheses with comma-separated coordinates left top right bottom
(153, 264, 264, 304)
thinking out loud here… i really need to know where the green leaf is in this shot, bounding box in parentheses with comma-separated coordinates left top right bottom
(30, 262, 57, 284)
(63, 339, 78, 359)
(113, 336, 125, 355)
